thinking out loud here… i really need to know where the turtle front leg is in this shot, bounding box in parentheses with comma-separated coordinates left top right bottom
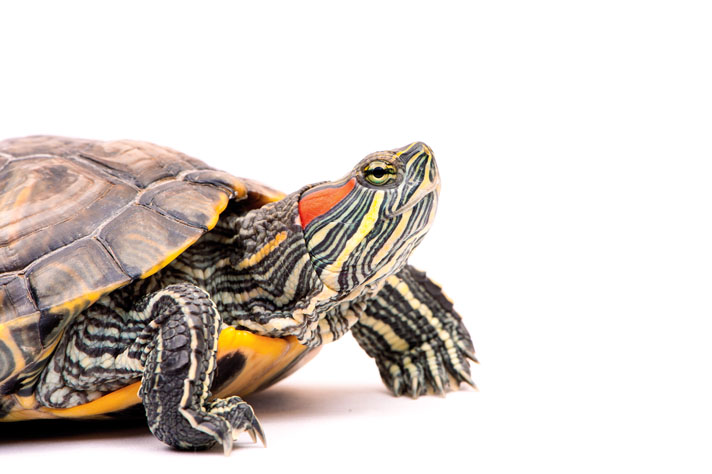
(135, 284, 264, 453)
(352, 265, 476, 398)
(37, 282, 263, 453)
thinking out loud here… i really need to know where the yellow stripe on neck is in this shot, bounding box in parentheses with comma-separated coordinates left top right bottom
(322, 191, 384, 283)
(236, 231, 288, 270)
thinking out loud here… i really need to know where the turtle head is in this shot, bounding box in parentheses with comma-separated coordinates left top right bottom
(298, 142, 440, 294)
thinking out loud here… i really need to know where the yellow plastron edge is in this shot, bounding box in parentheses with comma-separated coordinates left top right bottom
(4, 328, 319, 420)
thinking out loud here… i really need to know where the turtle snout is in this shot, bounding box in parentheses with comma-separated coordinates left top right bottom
(399, 141, 439, 195)
(400, 141, 437, 177)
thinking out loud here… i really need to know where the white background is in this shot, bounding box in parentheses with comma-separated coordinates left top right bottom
(1, 1, 710, 473)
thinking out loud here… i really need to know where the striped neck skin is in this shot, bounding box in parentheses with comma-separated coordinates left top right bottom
(209, 193, 328, 337)
(298, 142, 440, 296)
(171, 187, 398, 346)
(214, 192, 383, 346)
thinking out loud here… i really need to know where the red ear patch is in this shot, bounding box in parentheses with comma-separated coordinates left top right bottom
(299, 178, 356, 229)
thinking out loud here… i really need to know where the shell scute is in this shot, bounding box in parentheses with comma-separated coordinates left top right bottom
(184, 169, 249, 198)
(98, 205, 204, 279)
(78, 140, 209, 188)
(139, 181, 231, 230)
(0, 157, 137, 273)
(26, 238, 130, 316)
(0, 276, 35, 325)
(0, 136, 97, 158)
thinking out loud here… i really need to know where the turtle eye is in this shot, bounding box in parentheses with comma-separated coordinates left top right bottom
(363, 160, 397, 186)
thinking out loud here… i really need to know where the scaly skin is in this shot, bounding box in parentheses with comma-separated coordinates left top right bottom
(353, 266, 476, 397)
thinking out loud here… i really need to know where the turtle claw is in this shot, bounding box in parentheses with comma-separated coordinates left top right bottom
(375, 329, 476, 398)
(226, 423, 266, 452)
(250, 424, 267, 447)
(201, 396, 265, 454)
(231, 420, 265, 448)
(432, 370, 446, 396)
(460, 371, 477, 390)
(222, 433, 234, 456)
(244, 417, 267, 447)
(391, 378, 403, 397)
(409, 371, 421, 399)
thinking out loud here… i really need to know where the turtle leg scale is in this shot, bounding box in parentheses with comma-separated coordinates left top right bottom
(36, 283, 263, 452)
(135, 284, 264, 453)
(352, 265, 476, 398)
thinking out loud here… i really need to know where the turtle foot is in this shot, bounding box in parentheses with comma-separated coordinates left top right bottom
(152, 396, 265, 454)
(375, 329, 476, 398)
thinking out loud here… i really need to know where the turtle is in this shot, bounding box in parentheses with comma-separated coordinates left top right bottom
(0, 135, 476, 453)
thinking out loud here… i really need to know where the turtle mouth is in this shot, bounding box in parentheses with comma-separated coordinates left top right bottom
(387, 183, 440, 218)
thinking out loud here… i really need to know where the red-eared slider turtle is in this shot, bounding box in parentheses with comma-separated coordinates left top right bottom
(0, 136, 476, 453)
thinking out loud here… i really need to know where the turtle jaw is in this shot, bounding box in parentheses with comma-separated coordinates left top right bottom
(387, 184, 439, 218)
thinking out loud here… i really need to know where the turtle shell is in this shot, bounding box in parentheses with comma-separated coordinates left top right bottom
(0, 136, 283, 396)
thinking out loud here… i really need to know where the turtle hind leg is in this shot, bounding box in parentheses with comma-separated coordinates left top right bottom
(136, 283, 264, 453)
(352, 265, 476, 398)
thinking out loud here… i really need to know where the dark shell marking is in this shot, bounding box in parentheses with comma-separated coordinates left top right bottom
(0, 136, 252, 393)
